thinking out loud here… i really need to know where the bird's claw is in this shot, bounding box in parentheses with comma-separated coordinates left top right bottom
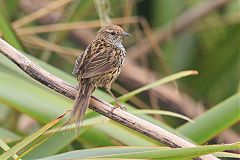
(110, 103, 127, 113)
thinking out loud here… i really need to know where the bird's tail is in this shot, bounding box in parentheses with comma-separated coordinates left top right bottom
(67, 82, 95, 131)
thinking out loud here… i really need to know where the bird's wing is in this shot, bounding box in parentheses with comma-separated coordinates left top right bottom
(81, 43, 120, 79)
(72, 46, 89, 77)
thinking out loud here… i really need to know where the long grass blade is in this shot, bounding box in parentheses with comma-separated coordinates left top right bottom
(177, 93, 240, 144)
(0, 138, 19, 159)
(0, 111, 67, 159)
(0, 5, 23, 50)
(36, 142, 240, 160)
(131, 109, 193, 123)
(118, 70, 198, 102)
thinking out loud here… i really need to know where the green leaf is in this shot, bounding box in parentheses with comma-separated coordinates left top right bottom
(0, 4, 23, 50)
(79, 127, 115, 147)
(118, 70, 198, 102)
(131, 109, 193, 123)
(0, 138, 19, 159)
(22, 116, 105, 159)
(177, 93, 240, 144)
(95, 121, 159, 146)
(4, 0, 20, 17)
(36, 147, 165, 160)
(0, 112, 66, 159)
(0, 72, 71, 123)
(214, 152, 240, 159)
(0, 127, 20, 143)
(36, 143, 240, 160)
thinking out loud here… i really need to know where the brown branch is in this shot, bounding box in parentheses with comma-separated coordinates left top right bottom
(127, 0, 231, 60)
(0, 38, 219, 160)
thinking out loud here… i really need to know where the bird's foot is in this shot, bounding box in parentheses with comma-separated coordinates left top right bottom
(74, 85, 80, 90)
(111, 103, 127, 113)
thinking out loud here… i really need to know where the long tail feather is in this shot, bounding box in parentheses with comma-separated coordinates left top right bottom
(68, 82, 95, 132)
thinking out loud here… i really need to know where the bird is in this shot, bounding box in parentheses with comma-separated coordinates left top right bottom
(69, 24, 131, 129)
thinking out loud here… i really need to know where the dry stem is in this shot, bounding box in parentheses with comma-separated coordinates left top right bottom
(13, 0, 73, 28)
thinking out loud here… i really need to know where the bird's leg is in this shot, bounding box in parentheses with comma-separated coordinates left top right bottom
(75, 83, 80, 90)
(74, 78, 81, 90)
(106, 86, 127, 111)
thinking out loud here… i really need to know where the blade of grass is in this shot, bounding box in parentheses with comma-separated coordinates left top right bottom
(21, 35, 80, 56)
(118, 70, 198, 102)
(36, 147, 165, 160)
(40, 0, 86, 61)
(0, 127, 20, 143)
(104, 143, 240, 160)
(12, 0, 73, 28)
(79, 127, 115, 147)
(77, 158, 146, 160)
(131, 109, 193, 123)
(0, 72, 71, 123)
(0, 4, 23, 50)
(46, 0, 93, 44)
(213, 152, 240, 159)
(3, 0, 19, 17)
(177, 93, 240, 144)
(0, 111, 67, 159)
(0, 138, 19, 159)
(36, 143, 240, 160)
(22, 116, 106, 159)
(95, 121, 159, 146)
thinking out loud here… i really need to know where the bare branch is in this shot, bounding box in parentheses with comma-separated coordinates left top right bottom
(0, 38, 219, 160)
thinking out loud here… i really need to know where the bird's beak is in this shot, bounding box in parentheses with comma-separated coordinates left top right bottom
(122, 32, 131, 37)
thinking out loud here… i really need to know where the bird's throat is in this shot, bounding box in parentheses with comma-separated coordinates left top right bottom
(115, 42, 125, 51)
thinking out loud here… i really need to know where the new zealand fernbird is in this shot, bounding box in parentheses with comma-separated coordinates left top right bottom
(69, 24, 131, 128)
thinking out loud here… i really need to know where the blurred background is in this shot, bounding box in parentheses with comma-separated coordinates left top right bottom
(0, 0, 239, 159)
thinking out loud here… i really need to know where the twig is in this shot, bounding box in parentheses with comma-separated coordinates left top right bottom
(0, 38, 219, 160)
(21, 36, 76, 63)
(12, 0, 73, 28)
(15, 17, 138, 35)
(20, 35, 81, 57)
(94, 0, 111, 26)
(127, 0, 231, 60)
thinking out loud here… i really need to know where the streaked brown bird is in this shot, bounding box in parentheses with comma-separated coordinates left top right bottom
(69, 24, 131, 128)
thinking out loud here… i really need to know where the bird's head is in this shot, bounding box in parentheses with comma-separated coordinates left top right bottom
(97, 24, 131, 45)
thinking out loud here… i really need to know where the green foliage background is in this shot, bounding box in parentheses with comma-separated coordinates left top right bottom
(0, 0, 239, 159)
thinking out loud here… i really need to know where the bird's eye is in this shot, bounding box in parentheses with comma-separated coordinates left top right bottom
(110, 32, 115, 35)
